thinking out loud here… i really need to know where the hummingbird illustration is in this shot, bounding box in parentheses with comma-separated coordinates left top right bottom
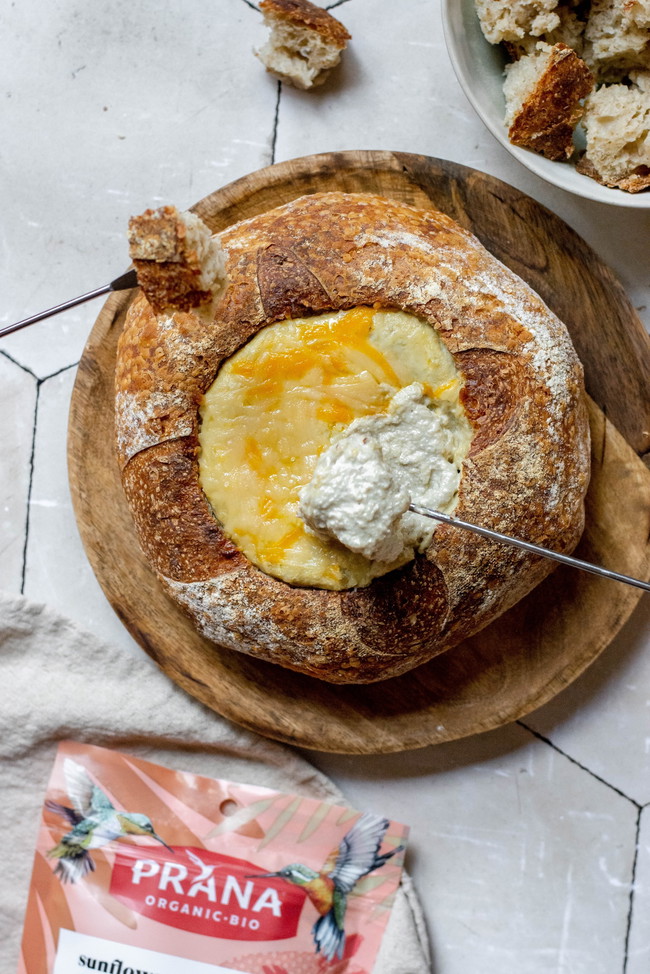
(45, 757, 172, 883)
(254, 812, 404, 962)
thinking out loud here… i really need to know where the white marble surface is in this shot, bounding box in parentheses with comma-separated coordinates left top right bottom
(1, 2, 649, 972)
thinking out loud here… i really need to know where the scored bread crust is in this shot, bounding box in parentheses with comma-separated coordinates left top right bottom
(115, 193, 590, 684)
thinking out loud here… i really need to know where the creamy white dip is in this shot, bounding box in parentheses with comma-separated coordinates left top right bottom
(299, 383, 464, 563)
(299, 432, 411, 562)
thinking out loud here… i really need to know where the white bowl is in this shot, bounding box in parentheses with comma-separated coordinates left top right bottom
(441, 0, 650, 208)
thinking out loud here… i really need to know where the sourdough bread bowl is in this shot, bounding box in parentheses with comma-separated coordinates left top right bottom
(114, 192, 590, 684)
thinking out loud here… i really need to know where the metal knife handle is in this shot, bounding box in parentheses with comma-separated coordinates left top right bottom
(409, 503, 650, 593)
(0, 268, 138, 339)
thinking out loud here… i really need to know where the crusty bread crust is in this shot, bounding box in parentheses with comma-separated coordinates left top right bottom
(507, 43, 594, 160)
(259, 0, 351, 48)
(576, 153, 650, 192)
(115, 193, 590, 684)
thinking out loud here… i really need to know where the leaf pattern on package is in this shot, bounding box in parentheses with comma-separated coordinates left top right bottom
(257, 795, 303, 851)
(297, 800, 330, 843)
(84, 849, 138, 929)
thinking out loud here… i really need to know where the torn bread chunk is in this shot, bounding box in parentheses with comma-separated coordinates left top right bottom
(542, 3, 588, 52)
(475, 0, 561, 44)
(128, 206, 226, 314)
(256, 0, 351, 89)
(504, 42, 594, 159)
(505, 3, 588, 59)
(577, 71, 650, 191)
(583, 0, 650, 81)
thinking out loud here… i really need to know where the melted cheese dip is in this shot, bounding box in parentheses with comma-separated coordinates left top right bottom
(198, 307, 472, 589)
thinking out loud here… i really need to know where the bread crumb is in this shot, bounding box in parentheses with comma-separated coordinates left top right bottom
(505, 4, 587, 59)
(128, 206, 227, 314)
(255, 0, 351, 90)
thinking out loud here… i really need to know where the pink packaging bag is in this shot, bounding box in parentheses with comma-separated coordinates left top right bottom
(18, 741, 409, 974)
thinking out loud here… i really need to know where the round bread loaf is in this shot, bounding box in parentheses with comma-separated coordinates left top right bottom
(115, 192, 590, 684)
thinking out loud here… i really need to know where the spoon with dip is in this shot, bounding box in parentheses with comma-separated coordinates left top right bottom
(299, 397, 650, 594)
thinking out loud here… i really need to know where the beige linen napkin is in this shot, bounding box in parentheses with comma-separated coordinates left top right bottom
(0, 590, 431, 973)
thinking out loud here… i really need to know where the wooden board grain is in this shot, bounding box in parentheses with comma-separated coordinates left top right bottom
(67, 152, 650, 754)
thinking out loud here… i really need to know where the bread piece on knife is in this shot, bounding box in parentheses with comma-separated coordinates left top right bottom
(128, 206, 226, 314)
(256, 0, 351, 89)
(504, 41, 594, 159)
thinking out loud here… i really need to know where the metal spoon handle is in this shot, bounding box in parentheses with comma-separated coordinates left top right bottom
(409, 503, 650, 593)
(0, 268, 138, 339)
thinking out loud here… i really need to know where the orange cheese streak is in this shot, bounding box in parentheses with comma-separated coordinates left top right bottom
(262, 525, 305, 565)
(424, 377, 458, 399)
(235, 308, 406, 564)
(244, 437, 269, 476)
(231, 306, 400, 399)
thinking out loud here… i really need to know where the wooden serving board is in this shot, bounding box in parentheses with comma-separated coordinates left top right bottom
(68, 152, 650, 754)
